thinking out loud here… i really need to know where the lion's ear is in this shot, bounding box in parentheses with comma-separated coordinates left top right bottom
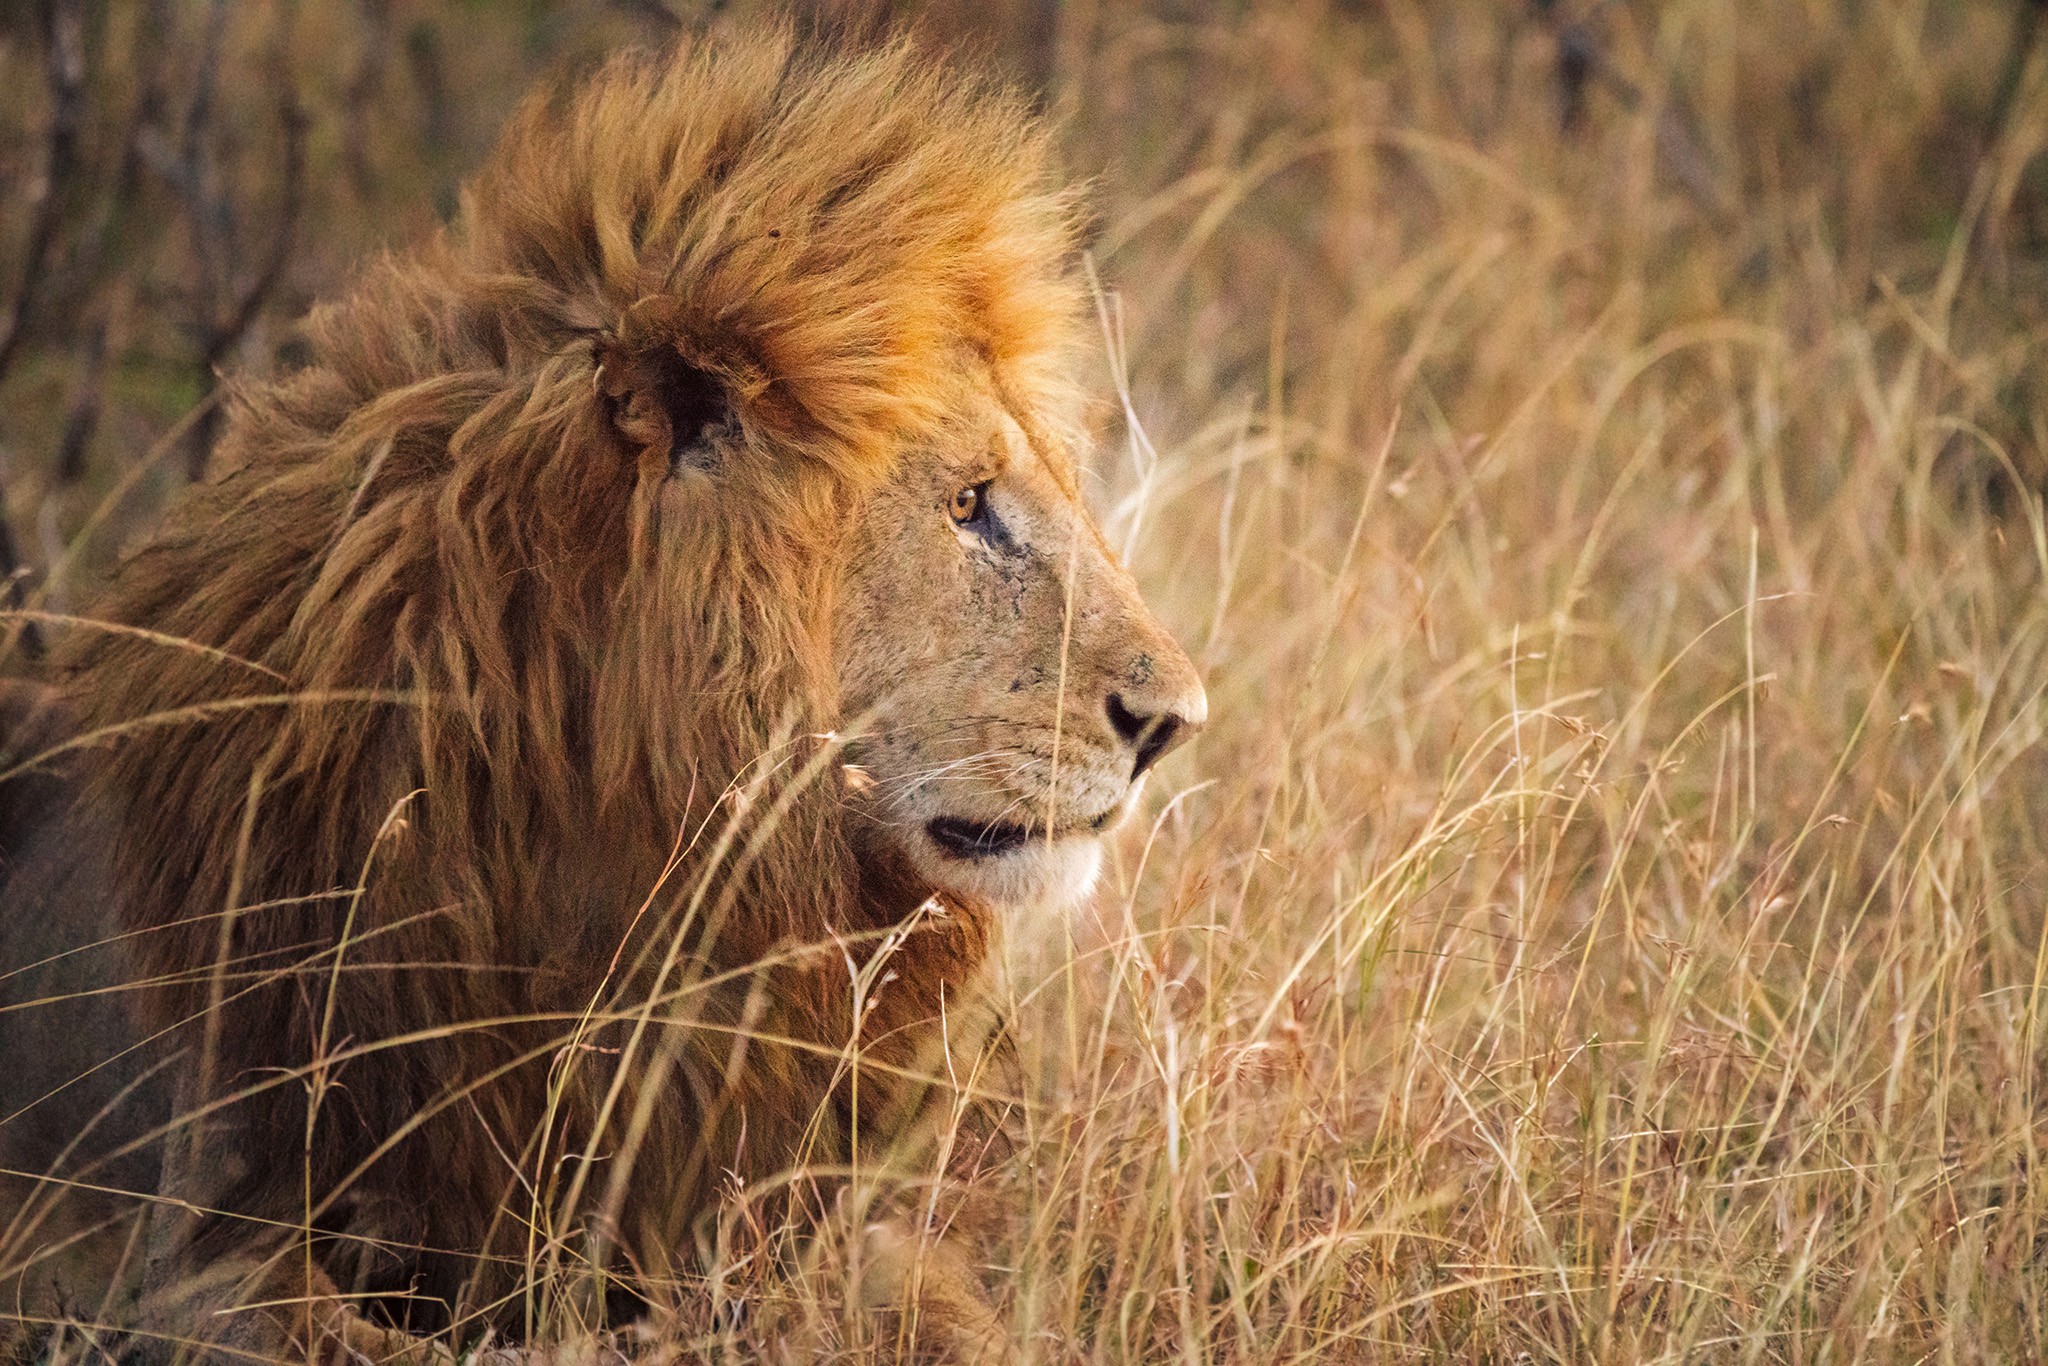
(594, 341, 733, 477)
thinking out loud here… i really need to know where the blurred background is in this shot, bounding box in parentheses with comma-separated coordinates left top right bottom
(4, 2, 2042, 600)
(5, 2, 2048, 1359)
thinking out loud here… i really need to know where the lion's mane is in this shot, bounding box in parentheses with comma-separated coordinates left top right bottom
(48, 30, 1082, 1322)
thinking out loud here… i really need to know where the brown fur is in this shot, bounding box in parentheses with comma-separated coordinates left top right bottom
(24, 29, 1087, 1347)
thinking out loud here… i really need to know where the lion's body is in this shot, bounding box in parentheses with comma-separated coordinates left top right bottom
(0, 29, 1203, 1359)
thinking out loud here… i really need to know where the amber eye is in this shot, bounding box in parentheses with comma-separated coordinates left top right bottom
(948, 482, 989, 526)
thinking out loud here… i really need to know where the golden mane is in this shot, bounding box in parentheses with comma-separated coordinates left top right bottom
(50, 28, 1084, 1325)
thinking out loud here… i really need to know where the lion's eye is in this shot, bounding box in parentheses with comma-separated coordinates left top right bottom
(948, 482, 991, 527)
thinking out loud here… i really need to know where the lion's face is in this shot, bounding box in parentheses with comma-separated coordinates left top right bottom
(835, 383, 1206, 914)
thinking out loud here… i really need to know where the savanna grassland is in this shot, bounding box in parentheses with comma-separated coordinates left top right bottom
(4, 2, 2048, 1362)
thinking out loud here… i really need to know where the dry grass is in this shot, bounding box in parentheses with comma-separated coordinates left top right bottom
(977, 5, 2048, 1360)
(6, 2, 2048, 1362)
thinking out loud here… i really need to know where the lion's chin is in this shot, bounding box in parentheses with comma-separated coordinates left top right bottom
(911, 829, 1105, 914)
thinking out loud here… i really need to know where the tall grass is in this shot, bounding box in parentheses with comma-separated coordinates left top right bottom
(983, 4, 2048, 1359)
(6, 2, 2048, 1361)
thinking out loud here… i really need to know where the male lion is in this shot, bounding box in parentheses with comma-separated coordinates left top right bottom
(0, 27, 1203, 1366)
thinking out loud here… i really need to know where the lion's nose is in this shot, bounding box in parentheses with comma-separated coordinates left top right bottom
(1105, 683, 1206, 780)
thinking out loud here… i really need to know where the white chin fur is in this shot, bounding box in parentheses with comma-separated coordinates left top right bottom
(915, 835, 1104, 914)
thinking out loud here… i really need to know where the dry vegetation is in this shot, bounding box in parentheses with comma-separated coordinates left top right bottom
(6, 1, 2048, 1361)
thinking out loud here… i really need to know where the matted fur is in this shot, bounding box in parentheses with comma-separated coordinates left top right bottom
(37, 29, 1086, 1335)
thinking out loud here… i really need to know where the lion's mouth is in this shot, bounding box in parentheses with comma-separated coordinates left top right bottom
(925, 816, 1032, 860)
(924, 806, 1122, 861)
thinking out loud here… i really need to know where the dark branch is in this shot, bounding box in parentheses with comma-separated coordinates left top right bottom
(0, 506, 45, 663)
(0, 0, 88, 388)
(1530, 1, 1731, 223)
(342, 0, 393, 198)
(184, 33, 308, 481)
(55, 313, 110, 486)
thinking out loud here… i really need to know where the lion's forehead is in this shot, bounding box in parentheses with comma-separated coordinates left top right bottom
(982, 375, 1083, 489)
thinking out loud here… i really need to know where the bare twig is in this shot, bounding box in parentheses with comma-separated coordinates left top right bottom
(1989, 0, 2048, 141)
(183, 17, 308, 481)
(342, 0, 394, 199)
(202, 99, 307, 378)
(0, 512, 44, 664)
(179, 0, 233, 327)
(0, 0, 90, 665)
(405, 21, 450, 155)
(54, 314, 110, 486)
(52, 0, 173, 321)
(0, 0, 89, 388)
(1531, 1, 1732, 223)
(1554, 18, 1594, 130)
